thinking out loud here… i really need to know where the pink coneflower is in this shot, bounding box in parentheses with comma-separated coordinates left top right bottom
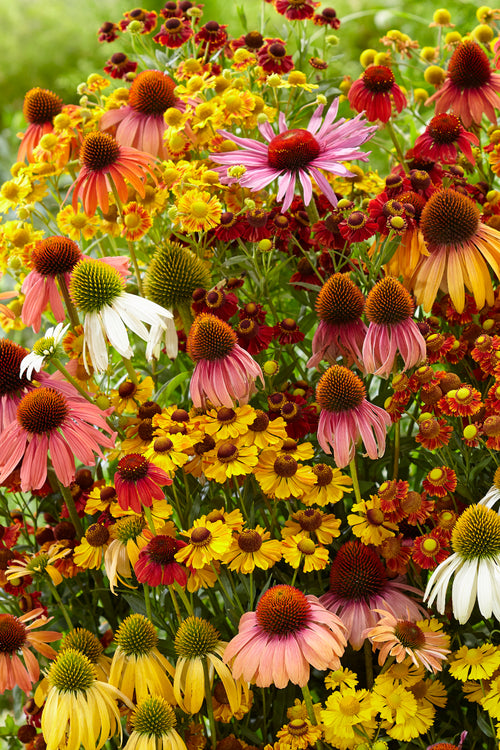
(347, 65, 407, 123)
(134, 534, 188, 586)
(426, 40, 500, 128)
(17, 87, 63, 162)
(315, 365, 391, 468)
(0, 339, 32, 431)
(100, 70, 181, 159)
(413, 113, 478, 164)
(308, 273, 366, 370)
(211, 98, 375, 212)
(363, 609, 450, 673)
(0, 380, 116, 491)
(187, 314, 264, 408)
(70, 131, 157, 216)
(0, 608, 60, 694)
(21, 236, 82, 333)
(362, 276, 426, 377)
(319, 541, 427, 650)
(224, 584, 347, 688)
(114, 454, 172, 514)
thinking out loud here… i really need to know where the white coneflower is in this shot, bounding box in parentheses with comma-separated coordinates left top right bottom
(69, 257, 174, 372)
(20, 323, 69, 379)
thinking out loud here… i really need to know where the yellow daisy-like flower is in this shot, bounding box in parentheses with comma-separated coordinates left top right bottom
(0, 175, 31, 213)
(286, 699, 322, 724)
(104, 515, 149, 594)
(201, 404, 256, 441)
(84, 485, 117, 515)
(153, 406, 204, 439)
(282, 508, 341, 545)
(324, 667, 358, 691)
(382, 657, 425, 687)
(144, 431, 195, 475)
(484, 677, 500, 720)
(384, 703, 436, 742)
(347, 495, 398, 545)
(73, 523, 111, 569)
(121, 201, 153, 242)
(109, 614, 176, 705)
(7, 544, 70, 587)
(42, 649, 130, 750)
(205, 507, 245, 532)
(223, 526, 282, 574)
(301, 463, 353, 507)
(321, 686, 376, 742)
(448, 644, 500, 681)
(186, 562, 218, 593)
(175, 519, 232, 569)
(175, 188, 222, 233)
(110, 376, 155, 415)
(255, 449, 316, 500)
(57, 204, 100, 241)
(277, 438, 315, 462)
(203, 441, 259, 483)
(281, 535, 329, 572)
(371, 679, 418, 724)
(409, 677, 448, 709)
(274, 718, 323, 750)
(212, 678, 253, 722)
(239, 410, 288, 450)
(463, 679, 488, 703)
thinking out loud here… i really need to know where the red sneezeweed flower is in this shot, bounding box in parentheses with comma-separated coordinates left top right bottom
(236, 318, 275, 354)
(413, 114, 478, 164)
(17, 87, 63, 163)
(119, 8, 158, 33)
(120, 202, 153, 241)
(114, 454, 172, 514)
(134, 534, 188, 586)
(100, 70, 181, 159)
(426, 40, 500, 128)
(98, 21, 120, 43)
(257, 39, 295, 75)
(0, 608, 60, 694)
(422, 466, 457, 498)
(274, 0, 319, 21)
(0, 339, 32, 431)
(103, 52, 138, 80)
(415, 417, 453, 450)
(308, 274, 367, 370)
(224, 584, 347, 688)
(187, 314, 264, 409)
(319, 541, 426, 650)
(412, 531, 450, 570)
(70, 131, 157, 216)
(153, 17, 193, 48)
(316, 365, 391, 468)
(347, 65, 407, 123)
(191, 288, 238, 321)
(411, 188, 500, 314)
(194, 21, 228, 55)
(362, 276, 426, 378)
(273, 319, 304, 345)
(21, 236, 81, 333)
(439, 384, 482, 417)
(211, 99, 374, 213)
(0, 380, 116, 492)
(313, 7, 341, 27)
(339, 210, 378, 242)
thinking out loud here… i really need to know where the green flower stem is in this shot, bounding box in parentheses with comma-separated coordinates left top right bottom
(363, 639, 374, 688)
(51, 357, 94, 404)
(301, 683, 317, 725)
(92, 569, 118, 630)
(168, 584, 183, 625)
(143, 582, 153, 621)
(202, 657, 217, 750)
(174, 580, 194, 616)
(57, 480, 83, 538)
(127, 239, 145, 297)
(177, 302, 194, 336)
(386, 120, 408, 174)
(57, 274, 80, 329)
(143, 505, 156, 535)
(349, 457, 362, 505)
(392, 420, 400, 481)
(122, 356, 139, 384)
(47, 579, 73, 630)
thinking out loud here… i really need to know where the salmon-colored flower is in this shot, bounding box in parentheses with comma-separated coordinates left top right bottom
(0, 608, 60, 694)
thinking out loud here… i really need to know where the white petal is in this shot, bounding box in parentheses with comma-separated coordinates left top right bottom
(424, 553, 461, 612)
(84, 312, 109, 373)
(101, 304, 133, 358)
(477, 558, 494, 619)
(452, 558, 478, 624)
(112, 296, 150, 341)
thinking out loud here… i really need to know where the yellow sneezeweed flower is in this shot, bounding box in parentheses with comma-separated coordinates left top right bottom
(279, 70, 319, 92)
(347, 495, 398, 545)
(220, 88, 257, 123)
(174, 617, 240, 715)
(109, 614, 176, 705)
(205, 507, 245, 532)
(321, 686, 377, 744)
(372, 678, 435, 741)
(301, 463, 353, 507)
(203, 441, 259, 483)
(153, 405, 204, 439)
(201, 404, 256, 441)
(408, 677, 448, 709)
(73, 523, 111, 569)
(238, 410, 288, 450)
(282, 535, 329, 573)
(273, 718, 323, 750)
(223, 525, 282, 574)
(449, 644, 500, 681)
(120, 201, 153, 241)
(324, 667, 358, 691)
(110, 376, 155, 415)
(282, 508, 341, 544)
(212, 678, 253, 722)
(7, 544, 70, 586)
(186, 562, 219, 593)
(175, 518, 232, 569)
(232, 48, 257, 71)
(383, 657, 425, 687)
(0, 175, 32, 213)
(57, 204, 100, 241)
(277, 438, 315, 462)
(144, 431, 195, 476)
(174, 188, 223, 233)
(255, 448, 316, 500)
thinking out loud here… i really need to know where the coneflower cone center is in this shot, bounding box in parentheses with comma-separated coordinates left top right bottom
(452, 504, 500, 559)
(23, 88, 63, 124)
(420, 189, 480, 247)
(60, 628, 103, 662)
(448, 41, 491, 89)
(17, 387, 68, 434)
(116, 614, 158, 656)
(256, 585, 311, 635)
(70, 259, 124, 313)
(316, 274, 365, 324)
(48, 650, 96, 693)
(132, 696, 176, 736)
(428, 114, 461, 144)
(365, 276, 413, 325)
(116, 515, 146, 543)
(118, 454, 150, 482)
(0, 340, 30, 395)
(129, 71, 177, 115)
(316, 366, 365, 413)
(0, 615, 26, 652)
(362, 65, 395, 92)
(80, 131, 120, 171)
(175, 616, 219, 657)
(32, 237, 81, 276)
(329, 541, 387, 600)
(268, 129, 320, 171)
(187, 314, 237, 361)
(146, 535, 179, 564)
(393, 620, 425, 649)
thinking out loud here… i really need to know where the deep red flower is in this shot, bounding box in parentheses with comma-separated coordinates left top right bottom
(194, 21, 228, 55)
(257, 39, 294, 74)
(153, 17, 193, 48)
(135, 534, 188, 586)
(104, 52, 138, 80)
(274, 0, 319, 21)
(348, 65, 407, 123)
